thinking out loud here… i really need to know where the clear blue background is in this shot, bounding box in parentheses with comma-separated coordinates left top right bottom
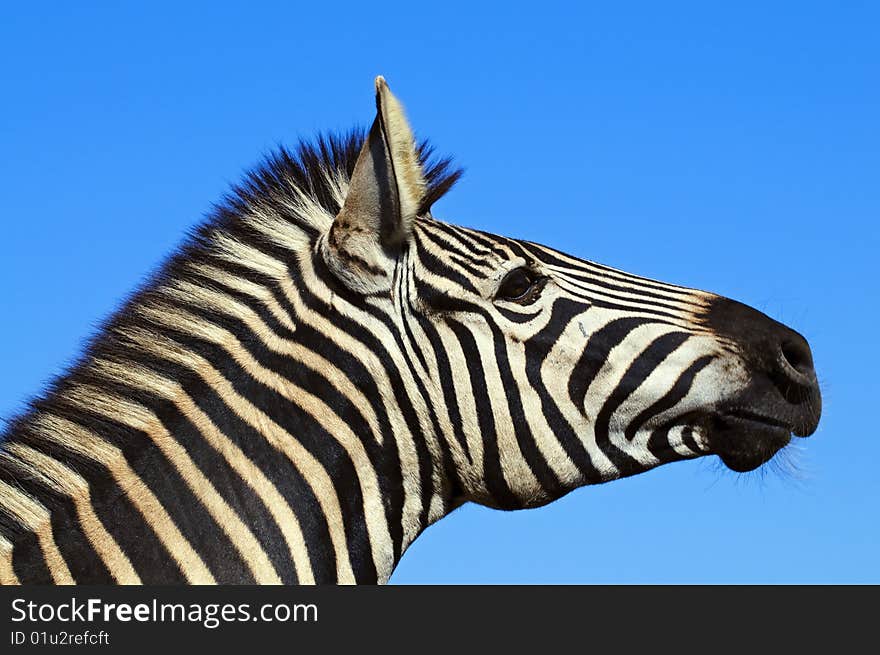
(1, 2, 876, 583)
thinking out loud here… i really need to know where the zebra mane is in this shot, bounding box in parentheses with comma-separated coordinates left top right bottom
(241, 129, 462, 216)
(220, 130, 462, 231)
(0, 131, 462, 446)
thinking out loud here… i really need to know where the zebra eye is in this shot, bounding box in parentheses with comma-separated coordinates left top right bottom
(497, 267, 540, 303)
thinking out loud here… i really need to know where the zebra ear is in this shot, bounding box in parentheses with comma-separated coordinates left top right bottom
(322, 77, 426, 291)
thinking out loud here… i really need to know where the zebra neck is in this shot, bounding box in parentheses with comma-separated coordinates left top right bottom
(0, 308, 455, 584)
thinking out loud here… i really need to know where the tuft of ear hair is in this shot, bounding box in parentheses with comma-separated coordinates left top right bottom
(322, 77, 427, 291)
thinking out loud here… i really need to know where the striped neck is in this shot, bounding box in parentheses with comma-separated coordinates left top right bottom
(0, 228, 456, 585)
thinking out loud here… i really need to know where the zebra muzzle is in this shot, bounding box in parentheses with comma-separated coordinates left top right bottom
(701, 297, 822, 472)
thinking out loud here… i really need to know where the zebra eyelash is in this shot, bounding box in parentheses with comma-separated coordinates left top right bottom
(494, 268, 549, 305)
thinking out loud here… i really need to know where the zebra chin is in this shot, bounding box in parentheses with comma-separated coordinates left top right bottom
(658, 385, 821, 473)
(703, 399, 820, 473)
(700, 409, 807, 473)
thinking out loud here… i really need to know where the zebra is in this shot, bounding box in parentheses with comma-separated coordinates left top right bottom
(0, 77, 821, 585)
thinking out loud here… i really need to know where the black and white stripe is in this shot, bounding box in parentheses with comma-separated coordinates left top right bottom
(0, 78, 803, 585)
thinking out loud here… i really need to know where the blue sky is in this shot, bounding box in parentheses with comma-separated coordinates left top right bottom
(1, 2, 877, 583)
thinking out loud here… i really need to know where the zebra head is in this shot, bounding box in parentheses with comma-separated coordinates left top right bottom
(321, 78, 822, 511)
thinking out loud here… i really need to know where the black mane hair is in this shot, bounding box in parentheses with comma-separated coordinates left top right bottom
(0, 130, 463, 447)
(227, 130, 462, 221)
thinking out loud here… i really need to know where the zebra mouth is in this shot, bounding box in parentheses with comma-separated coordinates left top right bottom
(706, 410, 794, 473)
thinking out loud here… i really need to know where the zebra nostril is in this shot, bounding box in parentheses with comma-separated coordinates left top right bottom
(780, 338, 815, 380)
